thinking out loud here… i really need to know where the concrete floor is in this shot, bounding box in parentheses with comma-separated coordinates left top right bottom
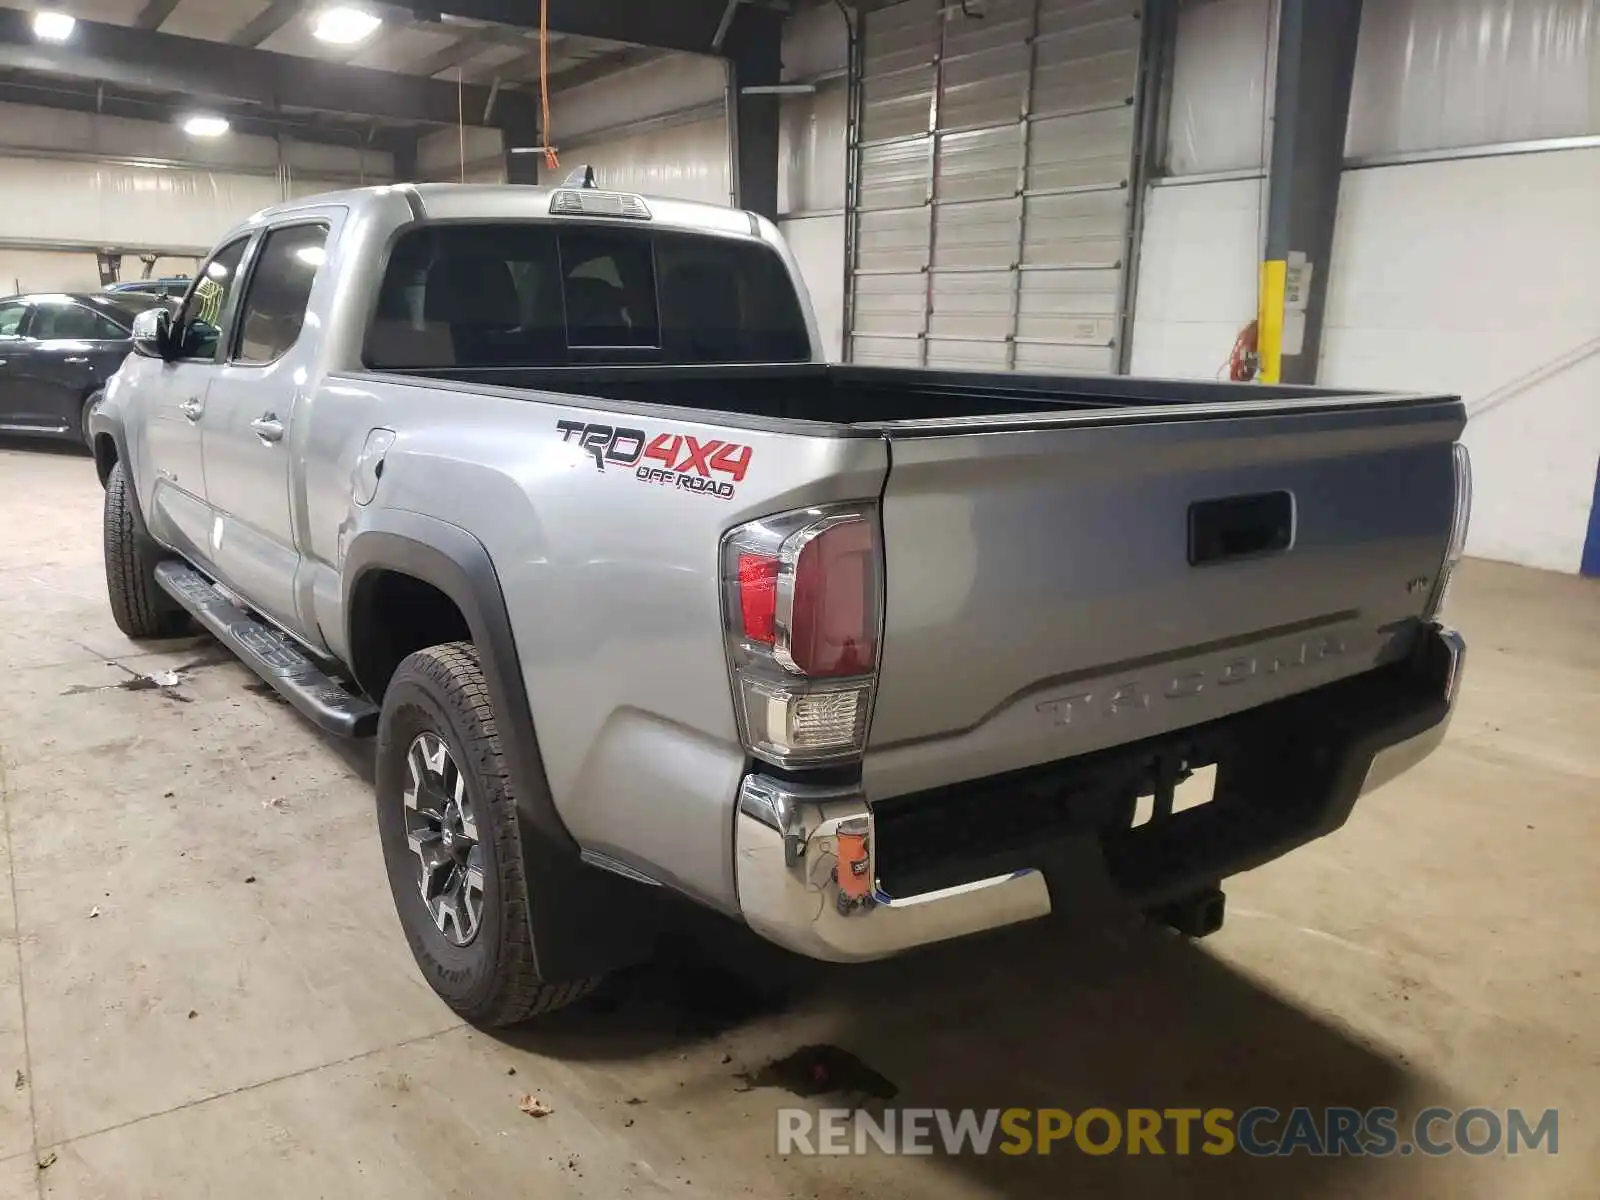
(0, 437, 1594, 1200)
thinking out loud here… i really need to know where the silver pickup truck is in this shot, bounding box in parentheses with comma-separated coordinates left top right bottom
(89, 176, 1471, 1026)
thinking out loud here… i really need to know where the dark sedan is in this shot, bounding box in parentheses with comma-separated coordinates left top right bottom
(0, 292, 169, 445)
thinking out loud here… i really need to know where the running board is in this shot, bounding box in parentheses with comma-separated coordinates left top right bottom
(154, 561, 379, 738)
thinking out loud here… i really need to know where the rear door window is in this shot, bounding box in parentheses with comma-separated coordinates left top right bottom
(29, 303, 124, 341)
(364, 221, 810, 369)
(232, 223, 329, 364)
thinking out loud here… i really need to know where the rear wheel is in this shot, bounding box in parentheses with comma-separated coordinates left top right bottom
(102, 461, 188, 640)
(376, 641, 599, 1025)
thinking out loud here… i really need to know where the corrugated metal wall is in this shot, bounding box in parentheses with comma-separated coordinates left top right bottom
(578, 117, 732, 208)
(847, 0, 1145, 371)
(555, 54, 729, 144)
(555, 52, 731, 207)
(779, 3, 851, 360)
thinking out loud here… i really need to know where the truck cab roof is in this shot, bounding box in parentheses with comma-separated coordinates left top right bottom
(242, 182, 768, 244)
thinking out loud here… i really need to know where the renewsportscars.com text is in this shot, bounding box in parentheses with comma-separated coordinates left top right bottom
(777, 1106, 1559, 1158)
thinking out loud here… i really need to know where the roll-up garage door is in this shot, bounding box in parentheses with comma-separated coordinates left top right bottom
(847, 0, 1144, 372)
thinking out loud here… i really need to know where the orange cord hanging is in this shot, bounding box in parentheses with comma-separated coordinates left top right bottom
(540, 0, 559, 171)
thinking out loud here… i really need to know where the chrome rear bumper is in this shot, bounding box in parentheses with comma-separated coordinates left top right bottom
(734, 775, 1051, 962)
(733, 623, 1463, 963)
(1360, 624, 1465, 795)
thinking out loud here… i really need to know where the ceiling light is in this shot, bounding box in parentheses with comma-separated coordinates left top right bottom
(32, 11, 77, 42)
(183, 115, 231, 138)
(311, 6, 382, 44)
(294, 246, 327, 268)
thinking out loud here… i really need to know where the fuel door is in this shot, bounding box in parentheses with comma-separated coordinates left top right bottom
(352, 428, 396, 507)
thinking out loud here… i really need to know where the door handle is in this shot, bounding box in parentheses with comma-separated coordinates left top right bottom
(64, 356, 90, 364)
(179, 397, 204, 421)
(251, 414, 286, 443)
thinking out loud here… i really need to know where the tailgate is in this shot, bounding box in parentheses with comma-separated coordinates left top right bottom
(862, 395, 1465, 800)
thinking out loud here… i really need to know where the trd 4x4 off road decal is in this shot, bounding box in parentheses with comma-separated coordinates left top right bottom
(556, 420, 752, 500)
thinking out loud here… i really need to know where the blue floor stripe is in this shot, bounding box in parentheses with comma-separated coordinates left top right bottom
(1582, 456, 1600, 578)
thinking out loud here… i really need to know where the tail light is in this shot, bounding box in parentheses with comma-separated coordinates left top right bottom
(721, 504, 883, 766)
(1426, 443, 1473, 620)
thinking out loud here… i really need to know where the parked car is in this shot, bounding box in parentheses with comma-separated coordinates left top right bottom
(89, 178, 1471, 1027)
(0, 291, 165, 444)
(104, 277, 193, 302)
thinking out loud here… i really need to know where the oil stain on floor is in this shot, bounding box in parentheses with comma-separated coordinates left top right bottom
(737, 1045, 900, 1102)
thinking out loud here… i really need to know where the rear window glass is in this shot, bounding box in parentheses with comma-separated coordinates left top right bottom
(363, 222, 811, 369)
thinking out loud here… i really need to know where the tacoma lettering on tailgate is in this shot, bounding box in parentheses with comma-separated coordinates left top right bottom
(1036, 634, 1348, 728)
(556, 420, 752, 500)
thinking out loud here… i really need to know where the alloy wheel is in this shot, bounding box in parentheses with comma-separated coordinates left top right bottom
(403, 731, 485, 947)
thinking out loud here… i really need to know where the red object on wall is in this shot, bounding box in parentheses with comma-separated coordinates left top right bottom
(1228, 320, 1260, 382)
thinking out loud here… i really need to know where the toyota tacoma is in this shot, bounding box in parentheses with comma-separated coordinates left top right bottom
(88, 174, 1471, 1025)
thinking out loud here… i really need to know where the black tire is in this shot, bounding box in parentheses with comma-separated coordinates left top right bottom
(376, 641, 599, 1025)
(103, 461, 188, 640)
(81, 389, 104, 448)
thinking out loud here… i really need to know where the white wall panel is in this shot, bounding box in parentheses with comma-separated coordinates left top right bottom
(779, 81, 848, 214)
(778, 1, 850, 357)
(0, 102, 392, 178)
(578, 116, 732, 208)
(1348, 0, 1600, 157)
(138, 254, 202, 280)
(0, 157, 282, 252)
(1, 251, 201, 295)
(783, 1, 850, 81)
(0, 251, 101, 295)
(781, 214, 847, 360)
(1166, 0, 1275, 174)
(553, 53, 728, 143)
(0, 102, 392, 265)
(1129, 178, 1263, 378)
(285, 176, 380, 202)
(0, 101, 278, 170)
(1321, 149, 1600, 574)
(285, 138, 393, 181)
(417, 126, 503, 179)
(1165, 0, 1600, 169)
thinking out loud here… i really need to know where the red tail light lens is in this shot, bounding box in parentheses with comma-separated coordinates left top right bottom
(737, 553, 778, 645)
(788, 519, 876, 677)
(721, 504, 883, 767)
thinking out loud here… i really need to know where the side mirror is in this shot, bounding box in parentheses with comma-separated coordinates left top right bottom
(131, 307, 173, 360)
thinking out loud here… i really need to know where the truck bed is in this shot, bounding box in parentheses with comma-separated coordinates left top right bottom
(385, 362, 1384, 427)
(371, 359, 1464, 801)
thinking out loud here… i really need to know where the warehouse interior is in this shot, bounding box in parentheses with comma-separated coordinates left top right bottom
(0, 0, 1596, 1195)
